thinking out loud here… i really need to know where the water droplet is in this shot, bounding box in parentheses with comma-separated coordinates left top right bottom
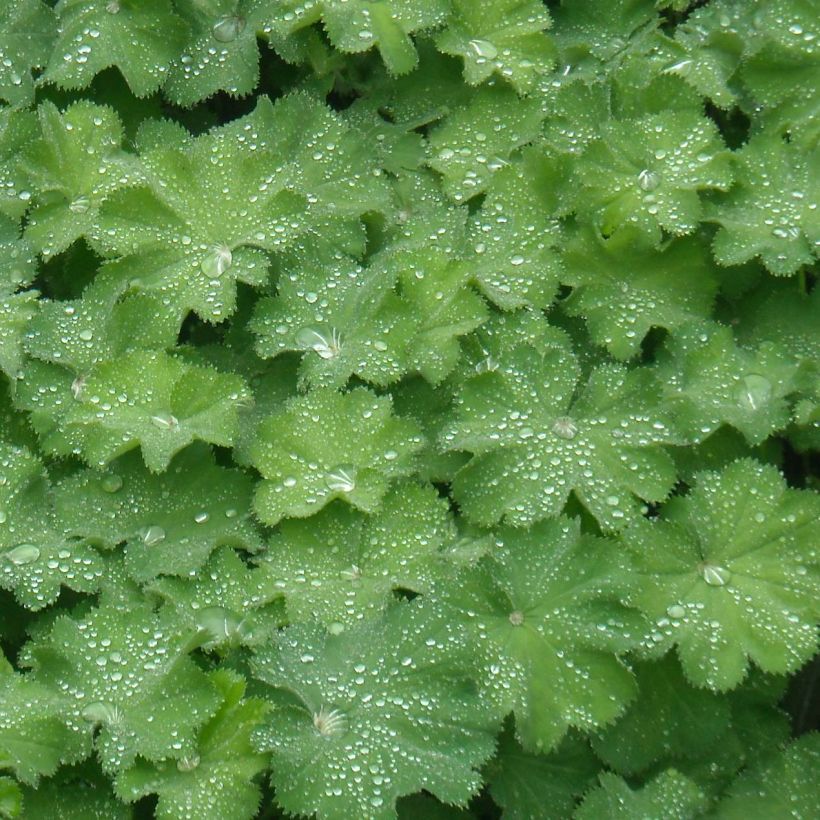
(509, 610, 524, 626)
(296, 327, 342, 360)
(383, 449, 398, 461)
(637, 169, 661, 191)
(325, 464, 356, 493)
(469, 39, 498, 60)
(78, 329, 93, 341)
(0, 511, 6, 524)
(701, 563, 731, 587)
(328, 621, 345, 635)
(194, 510, 209, 524)
(212, 15, 246, 43)
(177, 755, 200, 771)
(141, 525, 166, 547)
(667, 604, 686, 619)
(71, 375, 86, 400)
(200, 245, 232, 278)
(69, 196, 90, 214)
(5, 544, 40, 565)
(101, 474, 123, 493)
(551, 417, 578, 440)
(150, 413, 178, 430)
(735, 374, 772, 412)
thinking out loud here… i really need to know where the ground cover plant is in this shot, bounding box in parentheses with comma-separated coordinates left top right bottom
(0, 0, 818, 817)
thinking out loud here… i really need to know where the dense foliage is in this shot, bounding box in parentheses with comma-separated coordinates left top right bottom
(0, 1, 818, 818)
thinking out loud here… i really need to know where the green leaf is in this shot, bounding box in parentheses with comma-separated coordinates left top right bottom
(575, 110, 733, 241)
(443, 346, 678, 529)
(0, 777, 21, 819)
(655, 321, 801, 445)
(20, 101, 142, 259)
(53, 444, 262, 581)
(148, 546, 285, 651)
(0, 1, 55, 108)
(623, 459, 820, 690)
(43, 0, 189, 97)
(714, 733, 820, 819)
(251, 387, 423, 525)
(575, 769, 708, 820)
(0, 443, 104, 609)
(0, 652, 86, 785)
(254, 481, 456, 626)
(486, 728, 599, 820)
(0, 216, 36, 293)
(436, 518, 642, 751)
(708, 134, 818, 275)
(116, 670, 269, 820)
(0, 109, 38, 220)
(435, 0, 555, 93)
(252, 598, 500, 819)
(428, 85, 544, 202)
(20, 764, 130, 819)
(251, 249, 419, 389)
(591, 653, 732, 775)
(28, 601, 220, 773)
(561, 227, 719, 360)
(466, 149, 564, 310)
(265, 0, 450, 75)
(95, 95, 388, 322)
(165, 0, 270, 106)
(0, 290, 37, 382)
(23, 349, 250, 472)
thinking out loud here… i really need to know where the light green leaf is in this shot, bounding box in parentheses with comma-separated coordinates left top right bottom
(435, 0, 554, 93)
(43, 0, 189, 96)
(21, 101, 142, 258)
(54, 444, 262, 581)
(443, 346, 678, 529)
(624, 459, 820, 690)
(251, 387, 423, 525)
(116, 670, 269, 820)
(254, 481, 456, 626)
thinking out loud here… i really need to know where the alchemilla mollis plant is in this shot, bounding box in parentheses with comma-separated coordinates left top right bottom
(0, 0, 817, 818)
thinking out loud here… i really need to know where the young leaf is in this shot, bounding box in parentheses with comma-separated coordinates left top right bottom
(115, 670, 269, 820)
(623, 459, 820, 690)
(252, 598, 500, 819)
(435, 518, 642, 751)
(251, 387, 423, 525)
(0, 1, 55, 108)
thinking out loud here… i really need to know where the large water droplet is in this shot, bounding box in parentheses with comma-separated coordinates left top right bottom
(101, 474, 123, 493)
(69, 196, 90, 214)
(469, 39, 498, 60)
(551, 416, 578, 440)
(200, 245, 232, 278)
(667, 604, 686, 619)
(295, 327, 342, 360)
(637, 169, 661, 191)
(212, 15, 246, 43)
(701, 563, 731, 587)
(325, 464, 356, 493)
(141, 525, 166, 547)
(5, 544, 40, 565)
(150, 413, 178, 430)
(736, 373, 772, 412)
